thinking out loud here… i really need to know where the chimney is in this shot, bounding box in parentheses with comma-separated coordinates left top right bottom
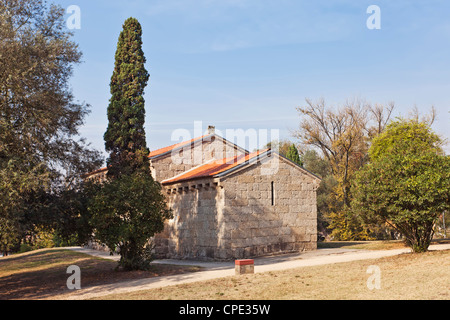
(207, 125, 215, 135)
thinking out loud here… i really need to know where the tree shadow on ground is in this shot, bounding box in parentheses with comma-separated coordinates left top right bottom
(0, 250, 202, 300)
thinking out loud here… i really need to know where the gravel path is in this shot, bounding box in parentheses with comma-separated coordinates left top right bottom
(49, 244, 450, 300)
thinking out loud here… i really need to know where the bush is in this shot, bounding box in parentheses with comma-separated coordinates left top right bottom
(352, 120, 450, 252)
(89, 172, 172, 271)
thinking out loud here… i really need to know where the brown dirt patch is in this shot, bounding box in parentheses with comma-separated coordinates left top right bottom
(0, 249, 202, 300)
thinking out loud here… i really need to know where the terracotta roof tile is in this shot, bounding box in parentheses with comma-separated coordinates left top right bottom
(83, 166, 107, 177)
(85, 134, 258, 180)
(148, 135, 207, 159)
(84, 135, 208, 177)
(162, 149, 270, 185)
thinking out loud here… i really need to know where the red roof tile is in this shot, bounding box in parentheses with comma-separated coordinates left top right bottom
(85, 134, 260, 181)
(148, 135, 207, 159)
(162, 149, 270, 185)
(83, 166, 107, 177)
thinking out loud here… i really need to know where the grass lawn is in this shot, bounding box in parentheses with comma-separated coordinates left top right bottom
(95, 249, 450, 300)
(0, 249, 202, 300)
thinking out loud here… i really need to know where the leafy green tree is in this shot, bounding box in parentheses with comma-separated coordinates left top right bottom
(89, 172, 172, 270)
(48, 182, 102, 247)
(264, 139, 293, 157)
(352, 119, 450, 252)
(0, 0, 102, 255)
(286, 144, 303, 166)
(301, 149, 330, 179)
(90, 18, 172, 270)
(104, 17, 150, 179)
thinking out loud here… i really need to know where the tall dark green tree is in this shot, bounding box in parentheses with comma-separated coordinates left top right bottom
(91, 18, 172, 270)
(285, 144, 302, 166)
(104, 17, 150, 178)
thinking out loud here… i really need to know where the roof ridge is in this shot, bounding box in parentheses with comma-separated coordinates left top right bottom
(211, 149, 271, 178)
(85, 132, 253, 178)
(148, 134, 209, 159)
(160, 158, 217, 184)
(148, 133, 250, 160)
(162, 149, 270, 185)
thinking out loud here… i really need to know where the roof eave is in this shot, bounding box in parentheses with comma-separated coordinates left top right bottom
(276, 153, 323, 181)
(149, 133, 249, 161)
(149, 134, 211, 160)
(213, 149, 272, 179)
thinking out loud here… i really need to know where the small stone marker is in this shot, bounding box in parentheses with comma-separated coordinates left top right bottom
(235, 259, 254, 275)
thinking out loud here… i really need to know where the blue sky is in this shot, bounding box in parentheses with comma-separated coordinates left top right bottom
(55, 0, 450, 158)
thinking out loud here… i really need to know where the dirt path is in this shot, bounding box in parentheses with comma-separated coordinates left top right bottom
(48, 244, 450, 300)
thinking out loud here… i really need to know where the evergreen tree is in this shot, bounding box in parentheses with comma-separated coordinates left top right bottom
(91, 18, 172, 270)
(89, 173, 172, 270)
(104, 17, 150, 178)
(286, 144, 303, 166)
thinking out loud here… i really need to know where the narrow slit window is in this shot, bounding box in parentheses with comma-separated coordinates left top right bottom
(271, 181, 274, 206)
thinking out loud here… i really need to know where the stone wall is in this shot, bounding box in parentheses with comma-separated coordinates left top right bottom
(154, 155, 320, 260)
(151, 135, 244, 182)
(219, 155, 319, 259)
(154, 178, 224, 259)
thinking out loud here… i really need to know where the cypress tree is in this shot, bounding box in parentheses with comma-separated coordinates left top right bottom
(104, 17, 150, 179)
(91, 18, 172, 270)
(286, 144, 303, 166)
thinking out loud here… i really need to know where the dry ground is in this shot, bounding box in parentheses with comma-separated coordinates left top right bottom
(0, 249, 202, 300)
(1, 242, 449, 300)
(95, 249, 450, 300)
(317, 240, 409, 250)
